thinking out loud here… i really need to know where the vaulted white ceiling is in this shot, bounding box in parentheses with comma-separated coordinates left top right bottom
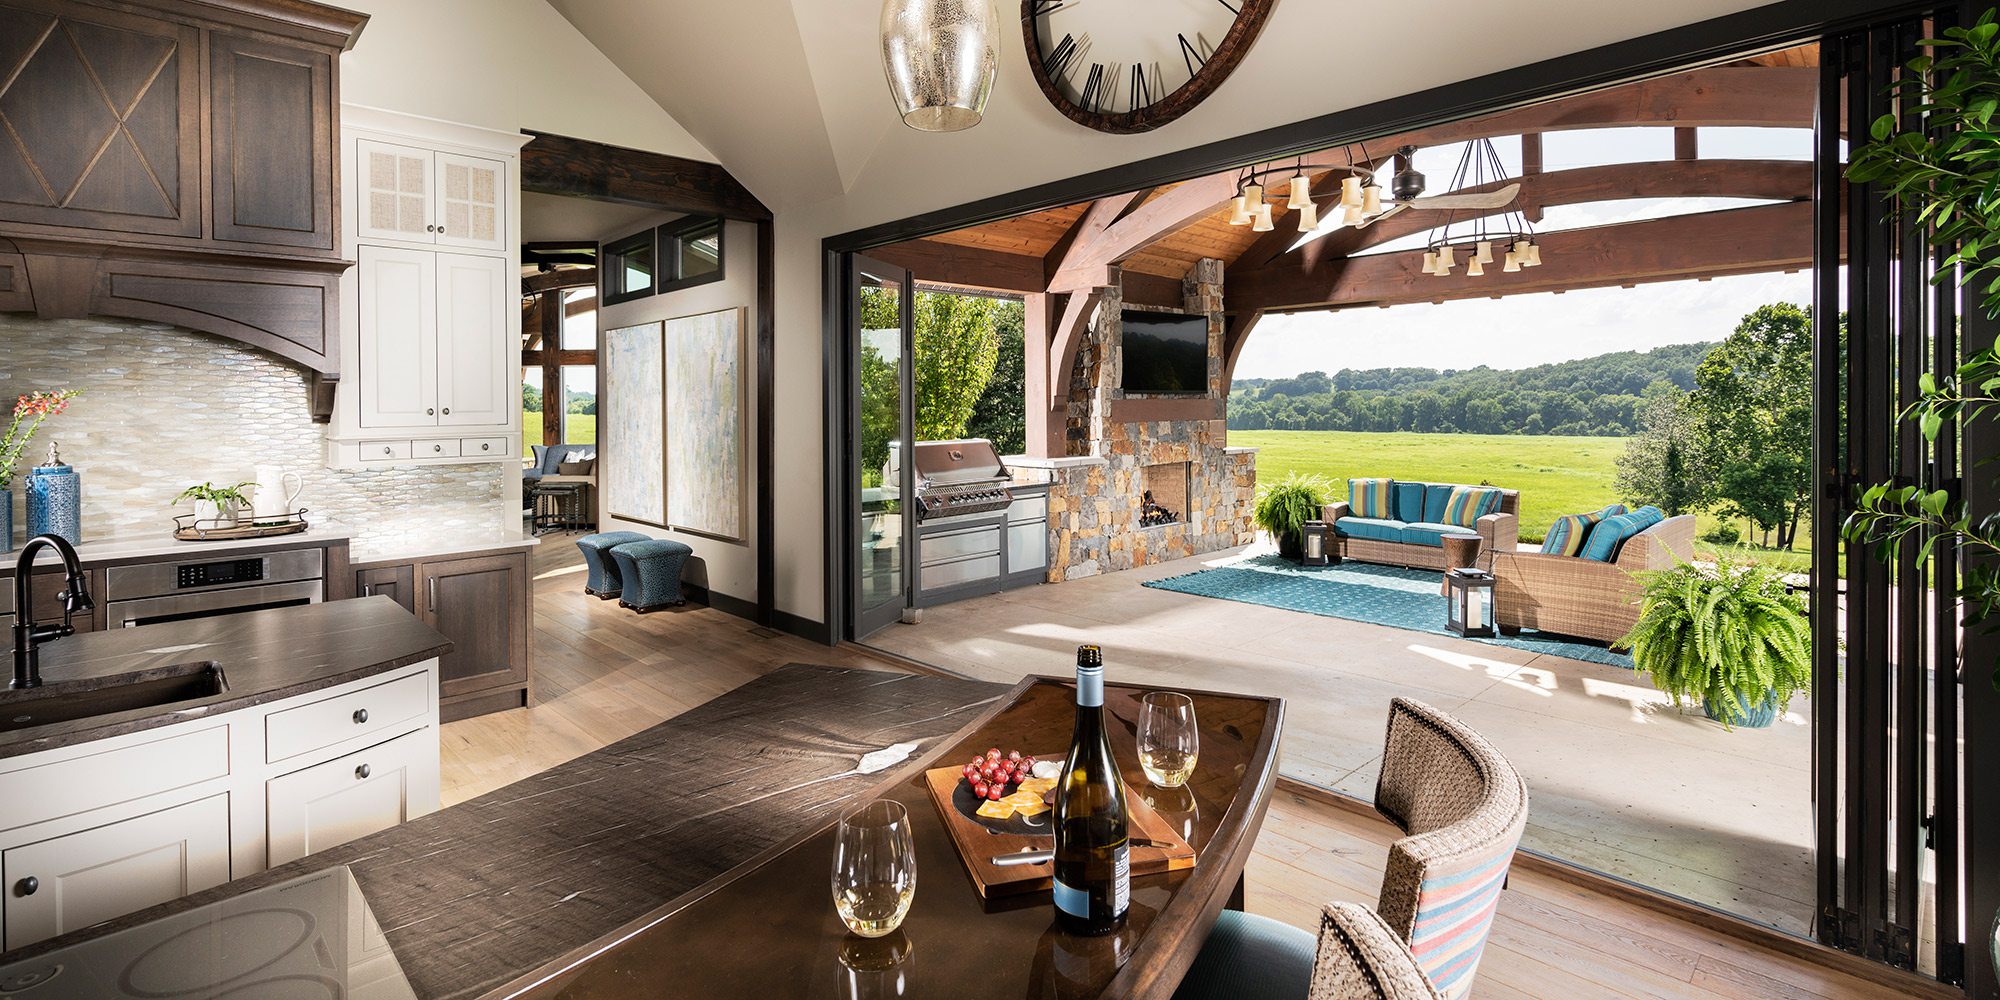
(549, 0, 1780, 227)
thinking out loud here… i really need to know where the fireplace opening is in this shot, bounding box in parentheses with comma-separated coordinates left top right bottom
(1139, 462, 1189, 528)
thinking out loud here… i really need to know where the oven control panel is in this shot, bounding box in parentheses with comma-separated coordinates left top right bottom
(178, 558, 265, 589)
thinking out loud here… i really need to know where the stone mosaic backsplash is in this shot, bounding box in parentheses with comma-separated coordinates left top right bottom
(0, 316, 507, 556)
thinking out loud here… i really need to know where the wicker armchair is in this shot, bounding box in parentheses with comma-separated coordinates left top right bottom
(1373, 698, 1528, 1000)
(1171, 903, 1442, 1000)
(1489, 515, 1695, 644)
(1307, 903, 1443, 999)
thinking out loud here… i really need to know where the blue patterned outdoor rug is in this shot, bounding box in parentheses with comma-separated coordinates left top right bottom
(1143, 555, 1636, 669)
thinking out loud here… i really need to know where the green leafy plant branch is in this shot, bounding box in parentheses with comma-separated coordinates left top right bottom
(175, 482, 258, 508)
(1619, 561, 1813, 730)
(1252, 471, 1330, 548)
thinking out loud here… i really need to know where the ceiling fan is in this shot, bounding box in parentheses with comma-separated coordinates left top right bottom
(1353, 145, 1521, 231)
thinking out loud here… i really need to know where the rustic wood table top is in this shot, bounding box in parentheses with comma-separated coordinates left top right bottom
(511, 676, 1287, 1000)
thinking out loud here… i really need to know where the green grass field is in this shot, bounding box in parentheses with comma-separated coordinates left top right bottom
(523, 412, 595, 454)
(1231, 429, 1811, 573)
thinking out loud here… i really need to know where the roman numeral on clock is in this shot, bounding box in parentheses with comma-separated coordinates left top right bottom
(1044, 32, 1078, 79)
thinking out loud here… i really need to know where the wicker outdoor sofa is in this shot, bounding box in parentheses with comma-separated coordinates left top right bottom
(1489, 514, 1695, 644)
(1320, 483, 1520, 572)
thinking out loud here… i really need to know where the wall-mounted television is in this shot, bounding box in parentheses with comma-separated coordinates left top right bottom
(1120, 310, 1209, 395)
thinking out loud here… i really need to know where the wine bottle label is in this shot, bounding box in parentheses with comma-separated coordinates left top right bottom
(1053, 876, 1087, 918)
(1112, 843, 1129, 915)
(1076, 665, 1104, 708)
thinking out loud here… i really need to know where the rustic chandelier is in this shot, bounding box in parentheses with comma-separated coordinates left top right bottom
(1227, 150, 1387, 235)
(1420, 138, 1543, 277)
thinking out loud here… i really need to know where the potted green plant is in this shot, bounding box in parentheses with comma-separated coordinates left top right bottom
(1252, 472, 1330, 562)
(176, 481, 257, 529)
(1618, 560, 1811, 729)
(1, 389, 81, 547)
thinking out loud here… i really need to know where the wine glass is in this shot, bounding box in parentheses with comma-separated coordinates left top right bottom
(1138, 691, 1199, 788)
(832, 800, 917, 938)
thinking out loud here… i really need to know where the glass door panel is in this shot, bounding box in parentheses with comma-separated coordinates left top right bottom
(853, 256, 914, 638)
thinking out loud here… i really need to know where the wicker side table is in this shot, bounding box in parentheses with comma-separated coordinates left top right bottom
(1439, 532, 1483, 596)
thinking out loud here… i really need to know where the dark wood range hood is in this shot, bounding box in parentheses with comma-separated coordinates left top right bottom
(0, 0, 368, 421)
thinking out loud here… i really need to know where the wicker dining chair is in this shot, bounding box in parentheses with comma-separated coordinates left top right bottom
(1173, 902, 1443, 1000)
(1372, 698, 1529, 1000)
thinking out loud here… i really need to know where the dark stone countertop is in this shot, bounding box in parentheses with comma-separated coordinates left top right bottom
(0, 595, 453, 759)
(0, 665, 1009, 1000)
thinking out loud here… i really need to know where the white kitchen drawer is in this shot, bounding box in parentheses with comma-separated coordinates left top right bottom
(3, 793, 231, 950)
(0, 726, 229, 834)
(417, 439, 462, 459)
(460, 436, 509, 458)
(265, 672, 429, 765)
(267, 728, 431, 866)
(361, 439, 413, 461)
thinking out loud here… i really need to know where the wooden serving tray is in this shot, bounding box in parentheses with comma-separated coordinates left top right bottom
(923, 756, 1197, 899)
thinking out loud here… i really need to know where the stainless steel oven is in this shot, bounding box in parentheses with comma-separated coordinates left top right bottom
(105, 549, 324, 628)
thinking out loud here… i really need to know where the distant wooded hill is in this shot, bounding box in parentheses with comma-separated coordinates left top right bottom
(1227, 342, 1717, 437)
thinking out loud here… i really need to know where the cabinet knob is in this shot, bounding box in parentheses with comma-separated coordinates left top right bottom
(426, 408, 435, 416)
(442, 407, 450, 415)
(382, 447, 393, 456)
(426, 224, 436, 233)
(353, 708, 369, 724)
(433, 444, 442, 453)
(481, 443, 490, 451)
(15, 877, 37, 897)
(356, 764, 372, 780)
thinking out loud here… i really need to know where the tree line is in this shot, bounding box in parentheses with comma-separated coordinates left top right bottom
(1226, 342, 1714, 436)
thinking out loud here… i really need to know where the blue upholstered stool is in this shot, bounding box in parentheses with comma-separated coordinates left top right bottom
(1171, 910, 1316, 1000)
(575, 531, 651, 599)
(608, 539, 694, 613)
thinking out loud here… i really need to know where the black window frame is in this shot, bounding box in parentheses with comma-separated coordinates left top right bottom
(602, 228, 657, 305)
(657, 215, 725, 293)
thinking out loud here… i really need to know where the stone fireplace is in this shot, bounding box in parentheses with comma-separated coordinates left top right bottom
(1018, 259, 1257, 581)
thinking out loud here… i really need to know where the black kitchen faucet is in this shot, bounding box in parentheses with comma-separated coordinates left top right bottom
(11, 534, 93, 689)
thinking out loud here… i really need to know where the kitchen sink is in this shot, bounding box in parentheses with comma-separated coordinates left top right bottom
(0, 662, 229, 735)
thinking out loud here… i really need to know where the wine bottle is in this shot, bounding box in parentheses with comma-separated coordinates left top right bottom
(1052, 644, 1130, 935)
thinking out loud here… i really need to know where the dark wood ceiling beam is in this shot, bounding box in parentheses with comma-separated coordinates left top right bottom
(520, 130, 770, 222)
(1045, 190, 1157, 292)
(1229, 200, 1817, 314)
(522, 267, 598, 295)
(868, 238, 1044, 293)
(1046, 288, 1106, 409)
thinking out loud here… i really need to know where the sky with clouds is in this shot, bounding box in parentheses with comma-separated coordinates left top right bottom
(1232, 127, 1816, 379)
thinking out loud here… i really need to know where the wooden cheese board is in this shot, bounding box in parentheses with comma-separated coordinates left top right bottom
(923, 754, 1197, 899)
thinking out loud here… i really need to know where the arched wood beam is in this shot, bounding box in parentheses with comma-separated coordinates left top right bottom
(1232, 201, 1818, 314)
(522, 267, 598, 296)
(1045, 65, 1812, 293)
(1220, 309, 1265, 399)
(1046, 287, 1105, 409)
(1231, 157, 1813, 283)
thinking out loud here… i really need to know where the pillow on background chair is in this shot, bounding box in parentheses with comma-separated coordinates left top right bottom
(1349, 478, 1395, 519)
(1577, 505, 1663, 562)
(1539, 503, 1627, 557)
(1441, 485, 1502, 528)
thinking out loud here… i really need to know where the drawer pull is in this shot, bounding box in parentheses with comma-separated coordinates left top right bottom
(14, 877, 37, 897)
(353, 708, 369, 725)
(481, 443, 490, 451)
(432, 444, 443, 453)
(382, 447, 394, 456)
(356, 764, 372, 780)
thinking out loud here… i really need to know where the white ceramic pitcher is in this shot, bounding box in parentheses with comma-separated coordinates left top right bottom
(252, 465, 304, 521)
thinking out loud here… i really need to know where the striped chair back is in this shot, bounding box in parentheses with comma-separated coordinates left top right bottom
(1372, 699, 1529, 1000)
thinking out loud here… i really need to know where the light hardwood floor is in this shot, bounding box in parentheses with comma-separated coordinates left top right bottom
(435, 541, 1937, 1000)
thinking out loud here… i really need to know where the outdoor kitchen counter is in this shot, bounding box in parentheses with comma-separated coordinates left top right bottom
(0, 595, 451, 758)
(0, 665, 1009, 999)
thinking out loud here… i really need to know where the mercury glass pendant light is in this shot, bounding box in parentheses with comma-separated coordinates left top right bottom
(881, 0, 999, 132)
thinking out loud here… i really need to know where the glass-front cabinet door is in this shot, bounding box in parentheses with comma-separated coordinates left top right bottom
(851, 256, 914, 638)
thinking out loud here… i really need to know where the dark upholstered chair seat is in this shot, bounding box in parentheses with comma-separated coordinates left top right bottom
(1172, 910, 1316, 1000)
(608, 539, 694, 612)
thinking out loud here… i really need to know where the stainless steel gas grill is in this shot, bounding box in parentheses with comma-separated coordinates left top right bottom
(912, 439, 1016, 521)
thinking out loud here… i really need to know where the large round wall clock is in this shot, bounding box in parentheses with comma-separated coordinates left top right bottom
(1022, 0, 1276, 134)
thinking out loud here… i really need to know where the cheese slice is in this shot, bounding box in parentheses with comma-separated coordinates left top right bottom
(1012, 798, 1049, 817)
(976, 799, 1016, 820)
(1016, 777, 1057, 797)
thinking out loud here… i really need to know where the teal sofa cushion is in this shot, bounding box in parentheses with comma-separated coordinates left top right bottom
(1540, 503, 1627, 557)
(1404, 521, 1472, 547)
(1393, 481, 1429, 523)
(1423, 484, 1454, 523)
(1334, 516, 1405, 544)
(1579, 506, 1665, 562)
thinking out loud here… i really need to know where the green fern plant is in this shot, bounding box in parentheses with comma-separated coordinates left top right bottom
(1618, 560, 1812, 729)
(1252, 472, 1330, 554)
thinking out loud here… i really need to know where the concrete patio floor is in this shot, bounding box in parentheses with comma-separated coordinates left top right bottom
(865, 542, 1818, 937)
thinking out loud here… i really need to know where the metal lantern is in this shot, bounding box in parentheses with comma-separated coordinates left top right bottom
(1301, 520, 1332, 567)
(880, 0, 997, 132)
(1445, 569, 1496, 638)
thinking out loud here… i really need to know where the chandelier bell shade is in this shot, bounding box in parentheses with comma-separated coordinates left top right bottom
(881, 0, 999, 132)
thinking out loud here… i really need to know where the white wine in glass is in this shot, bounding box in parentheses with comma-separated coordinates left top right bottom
(1138, 691, 1199, 788)
(832, 799, 917, 938)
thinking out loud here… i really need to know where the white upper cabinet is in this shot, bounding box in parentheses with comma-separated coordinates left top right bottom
(436, 253, 510, 426)
(356, 139, 436, 244)
(435, 153, 506, 251)
(356, 245, 438, 429)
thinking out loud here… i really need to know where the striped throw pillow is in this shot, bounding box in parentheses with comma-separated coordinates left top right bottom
(1409, 848, 1517, 998)
(1538, 504, 1627, 557)
(1348, 478, 1394, 519)
(1441, 486, 1502, 528)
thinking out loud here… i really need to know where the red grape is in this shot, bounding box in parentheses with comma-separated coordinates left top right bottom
(985, 785, 1004, 801)
(1007, 750, 1022, 762)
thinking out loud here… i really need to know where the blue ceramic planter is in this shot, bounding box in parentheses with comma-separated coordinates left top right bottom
(24, 457, 80, 546)
(1704, 691, 1779, 728)
(1, 485, 11, 550)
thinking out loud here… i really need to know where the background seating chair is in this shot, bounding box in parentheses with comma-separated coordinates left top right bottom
(1490, 514, 1694, 644)
(575, 531, 650, 598)
(1173, 904, 1441, 1000)
(1321, 485, 1519, 573)
(608, 539, 694, 612)
(1372, 698, 1528, 1000)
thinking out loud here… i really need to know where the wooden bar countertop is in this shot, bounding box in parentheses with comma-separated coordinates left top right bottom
(0, 664, 1010, 999)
